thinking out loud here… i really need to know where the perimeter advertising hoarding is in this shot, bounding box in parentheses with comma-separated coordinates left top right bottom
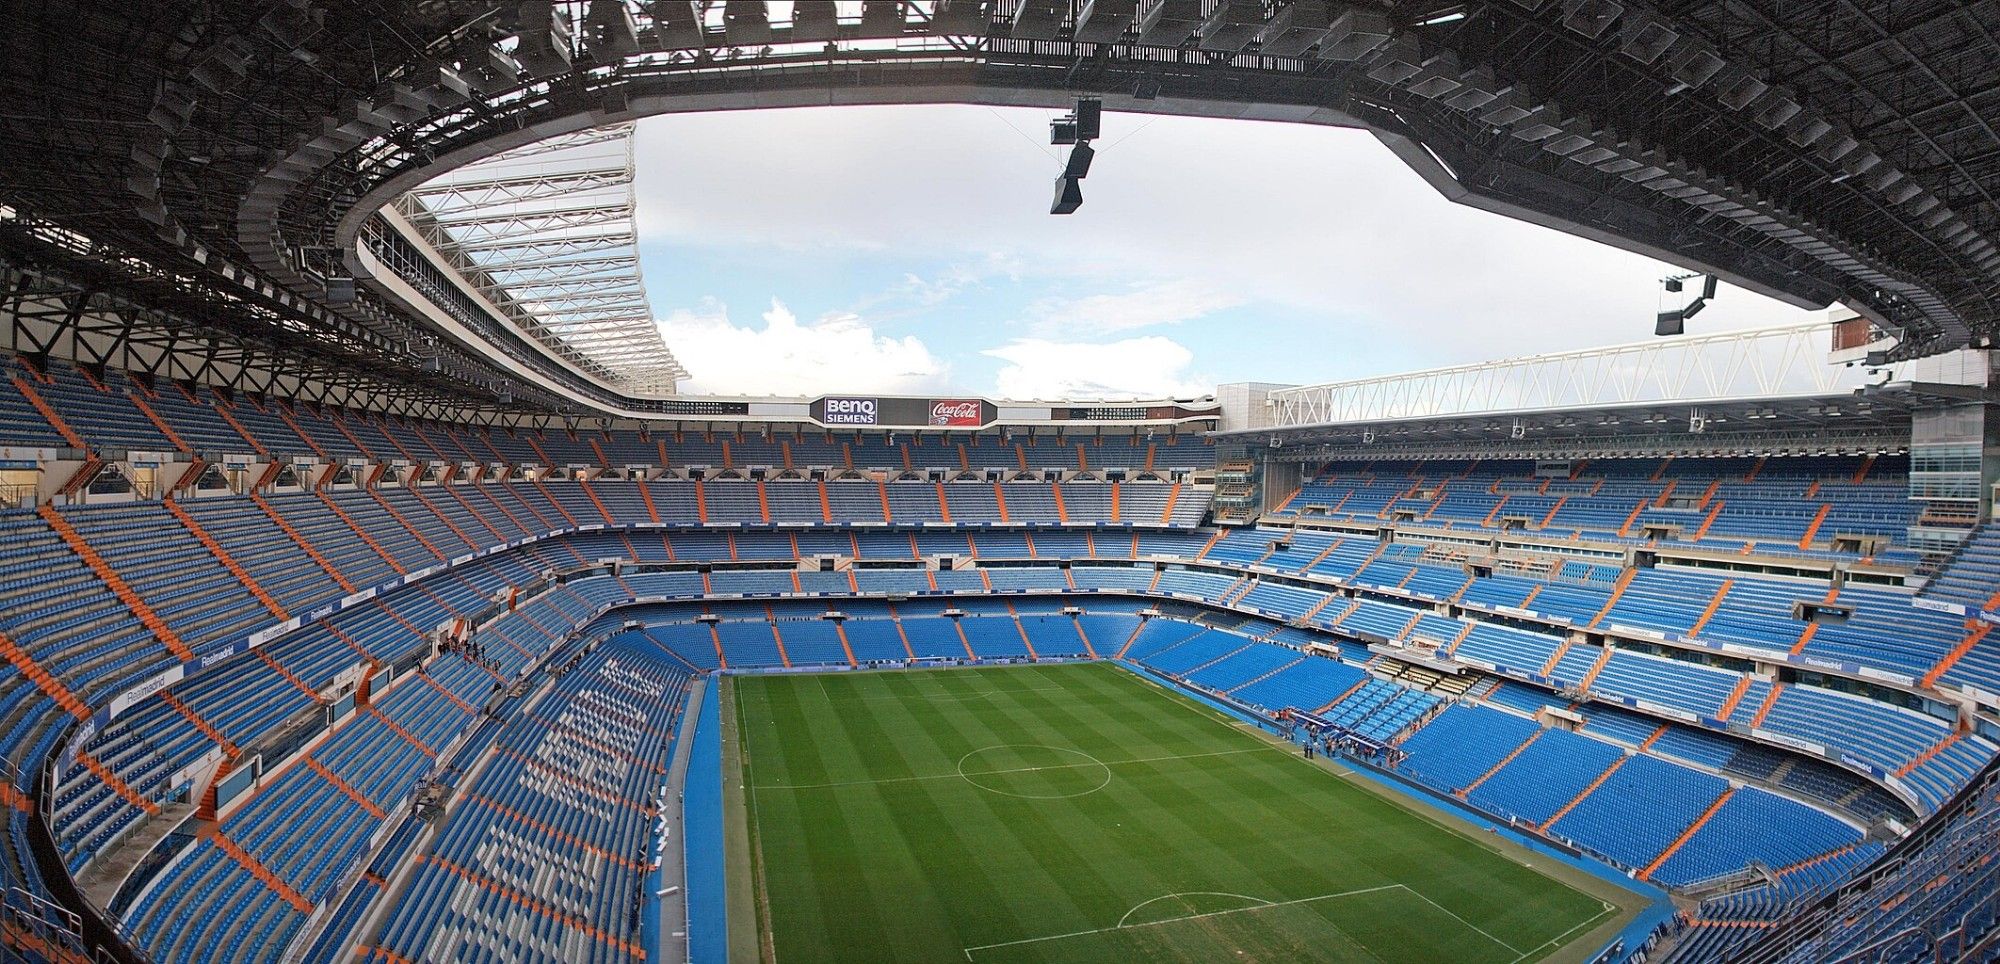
(809, 397, 997, 428)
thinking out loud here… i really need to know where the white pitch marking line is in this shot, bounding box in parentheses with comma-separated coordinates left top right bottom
(1395, 884, 1523, 956)
(1115, 892, 1272, 929)
(756, 746, 1274, 791)
(962, 882, 1542, 961)
(960, 884, 1403, 959)
(837, 685, 1072, 704)
(956, 745, 1113, 800)
(1505, 903, 1618, 964)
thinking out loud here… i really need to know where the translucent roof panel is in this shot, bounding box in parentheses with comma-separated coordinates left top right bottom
(398, 123, 685, 396)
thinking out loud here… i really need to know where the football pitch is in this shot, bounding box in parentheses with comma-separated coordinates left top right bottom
(724, 662, 1640, 963)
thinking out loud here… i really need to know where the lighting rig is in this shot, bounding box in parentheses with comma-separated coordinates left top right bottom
(1656, 272, 1719, 335)
(1049, 97, 1102, 214)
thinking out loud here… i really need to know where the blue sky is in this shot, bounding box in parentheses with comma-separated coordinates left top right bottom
(632, 105, 1820, 400)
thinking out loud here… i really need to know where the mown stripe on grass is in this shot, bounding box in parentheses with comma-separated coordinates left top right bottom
(736, 664, 1618, 964)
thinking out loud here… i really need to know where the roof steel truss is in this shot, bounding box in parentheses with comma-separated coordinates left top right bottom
(395, 124, 685, 396)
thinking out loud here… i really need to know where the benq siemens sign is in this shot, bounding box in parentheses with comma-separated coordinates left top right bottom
(809, 396, 997, 428)
(818, 397, 879, 425)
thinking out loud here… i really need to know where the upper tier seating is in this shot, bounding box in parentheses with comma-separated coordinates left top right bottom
(7, 359, 1216, 472)
(1926, 523, 2000, 609)
(1273, 456, 1920, 563)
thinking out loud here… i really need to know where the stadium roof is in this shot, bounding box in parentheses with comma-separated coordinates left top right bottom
(1265, 321, 1864, 428)
(1225, 320, 1927, 459)
(396, 125, 686, 395)
(1, 1, 1995, 419)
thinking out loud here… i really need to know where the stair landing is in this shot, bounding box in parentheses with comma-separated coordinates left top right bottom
(75, 802, 196, 909)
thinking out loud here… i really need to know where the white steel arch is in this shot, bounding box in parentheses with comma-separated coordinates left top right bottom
(1269, 322, 1862, 428)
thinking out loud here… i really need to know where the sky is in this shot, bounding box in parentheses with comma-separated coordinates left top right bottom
(631, 105, 1825, 401)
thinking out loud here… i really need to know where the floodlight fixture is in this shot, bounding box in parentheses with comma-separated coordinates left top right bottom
(859, 0, 906, 35)
(1197, 0, 1263, 52)
(1258, 0, 1335, 56)
(933, 0, 992, 34)
(585, 0, 641, 58)
(1075, 0, 1139, 42)
(1012, 0, 1063, 39)
(791, 1, 840, 40)
(725, 0, 773, 44)
(515, 3, 574, 77)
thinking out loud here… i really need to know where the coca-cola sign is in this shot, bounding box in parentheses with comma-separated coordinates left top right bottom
(928, 399, 982, 426)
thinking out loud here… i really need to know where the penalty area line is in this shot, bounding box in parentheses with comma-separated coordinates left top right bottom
(961, 882, 1528, 961)
(1396, 883, 1523, 956)
(1505, 903, 1619, 964)
(960, 884, 1403, 961)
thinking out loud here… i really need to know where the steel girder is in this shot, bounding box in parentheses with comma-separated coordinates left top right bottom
(0, 247, 529, 422)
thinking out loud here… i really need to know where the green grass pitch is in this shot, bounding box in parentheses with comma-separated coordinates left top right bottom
(728, 662, 1636, 963)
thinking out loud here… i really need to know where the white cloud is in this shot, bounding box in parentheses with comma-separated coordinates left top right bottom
(884, 252, 1018, 308)
(659, 298, 948, 396)
(632, 106, 1823, 389)
(984, 336, 1210, 400)
(1022, 278, 1243, 336)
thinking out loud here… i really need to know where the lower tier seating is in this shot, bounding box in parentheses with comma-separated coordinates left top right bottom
(366, 636, 690, 963)
(0, 482, 1984, 964)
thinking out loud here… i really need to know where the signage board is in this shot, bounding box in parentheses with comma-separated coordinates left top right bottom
(928, 399, 982, 426)
(820, 397, 879, 425)
(810, 396, 996, 428)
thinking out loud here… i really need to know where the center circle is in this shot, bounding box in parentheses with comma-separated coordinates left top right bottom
(956, 744, 1112, 799)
